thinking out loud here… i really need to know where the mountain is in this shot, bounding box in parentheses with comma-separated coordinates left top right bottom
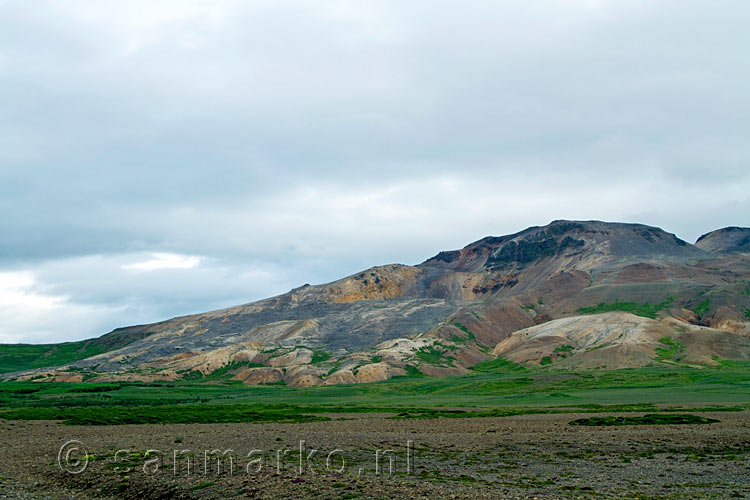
(4, 220, 750, 386)
(695, 226, 750, 253)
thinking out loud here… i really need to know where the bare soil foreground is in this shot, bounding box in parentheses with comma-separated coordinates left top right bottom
(0, 411, 748, 499)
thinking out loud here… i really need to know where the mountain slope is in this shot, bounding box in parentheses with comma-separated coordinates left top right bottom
(492, 312, 750, 369)
(4, 220, 750, 385)
(0, 328, 156, 374)
(695, 226, 750, 253)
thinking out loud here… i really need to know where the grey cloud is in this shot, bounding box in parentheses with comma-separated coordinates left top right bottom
(0, 1, 748, 342)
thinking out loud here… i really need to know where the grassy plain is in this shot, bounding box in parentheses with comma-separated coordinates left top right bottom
(1, 361, 748, 425)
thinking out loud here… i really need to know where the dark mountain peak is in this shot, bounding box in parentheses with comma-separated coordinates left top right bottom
(695, 226, 750, 253)
(421, 220, 701, 272)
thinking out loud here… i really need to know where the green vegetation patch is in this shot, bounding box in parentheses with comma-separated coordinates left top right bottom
(0, 330, 156, 374)
(448, 322, 476, 343)
(577, 296, 674, 319)
(402, 364, 424, 378)
(692, 298, 711, 317)
(569, 413, 720, 426)
(414, 345, 452, 366)
(0, 399, 740, 426)
(310, 350, 331, 364)
(554, 345, 574, 353)
(393, 405, 736, 421)
(1, 362, 748, 415)
(182, 361, 262, 381)
(655, 337, 685, 362)
(471, 357, 526, 373)
(0, 404, 330, 426)
(190, 482, 216, 491)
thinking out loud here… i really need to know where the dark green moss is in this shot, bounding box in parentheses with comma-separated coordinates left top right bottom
(655, 337, 685, 362)
(471, 357, 526, 373)
(577, 296, 674, 319)
(693, 298, 711, 317)
(415, 345, 452, 366)
(569, 414, 719, 426)
(311, 350, 331, 364)
(554, 345, 574, 353)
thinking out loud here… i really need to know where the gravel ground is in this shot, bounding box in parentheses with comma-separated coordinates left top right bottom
(0, 411, 748, 499)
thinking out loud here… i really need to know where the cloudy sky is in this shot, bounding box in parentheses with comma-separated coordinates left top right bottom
(1, 1, 748, 344)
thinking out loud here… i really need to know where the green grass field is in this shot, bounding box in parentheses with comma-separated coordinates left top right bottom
(1, 361, 748, 425)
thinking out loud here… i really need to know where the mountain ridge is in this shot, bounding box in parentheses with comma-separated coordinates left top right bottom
(696, 226, 750, 253)
(3, 220, 749, 385)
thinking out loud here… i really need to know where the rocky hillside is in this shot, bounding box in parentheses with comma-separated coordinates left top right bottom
(696, 226, 750, 253)
(4, 220, 750, 386)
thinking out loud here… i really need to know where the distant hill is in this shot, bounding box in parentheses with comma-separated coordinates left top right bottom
(696, 226, 750, 253)
(3, 220, 750, 385)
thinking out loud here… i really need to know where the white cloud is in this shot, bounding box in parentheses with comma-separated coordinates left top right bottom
(0, 271, 124, 344)
(0, 252, 305, 343)
(0, 271, 64, 309)
(123, 252, 203, 272)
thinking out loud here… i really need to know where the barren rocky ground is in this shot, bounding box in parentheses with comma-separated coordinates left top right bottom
(0, 411, 748, 499)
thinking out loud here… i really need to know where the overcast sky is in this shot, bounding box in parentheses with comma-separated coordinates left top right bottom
(1, 1, 748, 344)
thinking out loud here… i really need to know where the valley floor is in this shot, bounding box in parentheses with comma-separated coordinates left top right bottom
(0, 410, 748, 499)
